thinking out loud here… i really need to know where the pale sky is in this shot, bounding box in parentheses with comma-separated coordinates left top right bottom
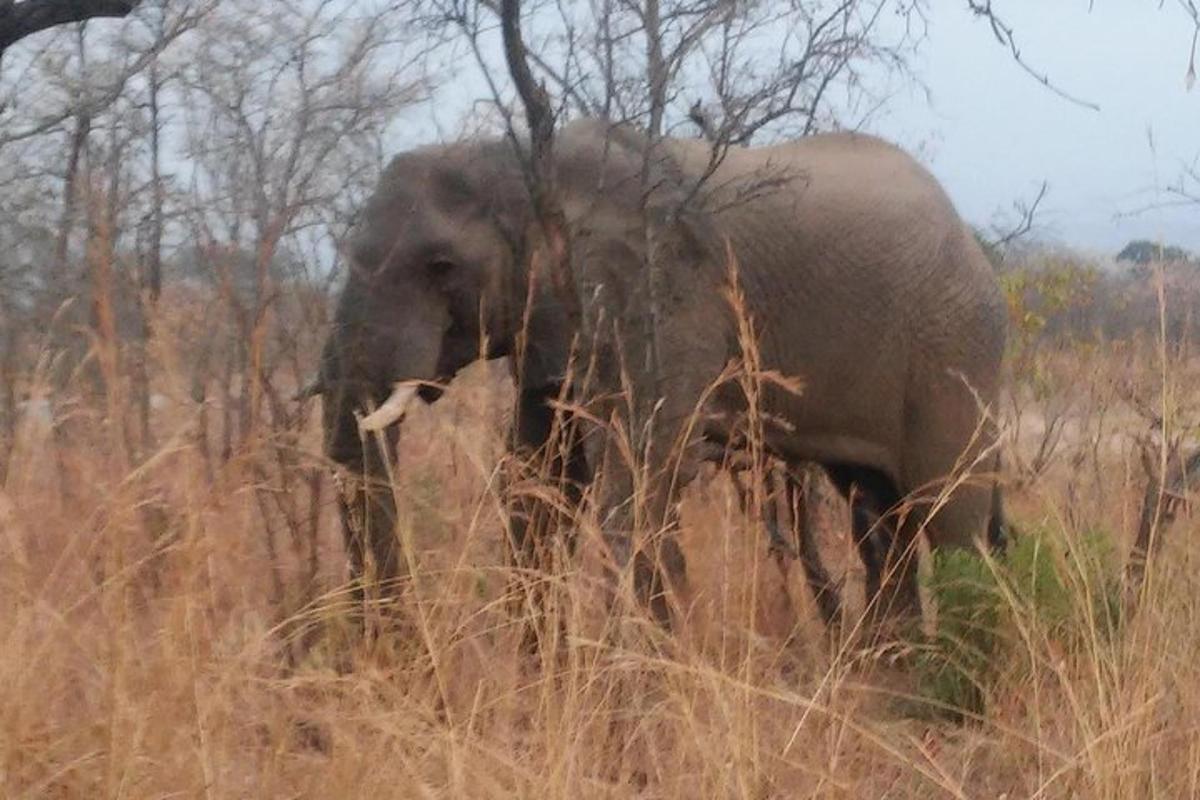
(412, 2, 1198, 256)
(873, 2, 1199, 255)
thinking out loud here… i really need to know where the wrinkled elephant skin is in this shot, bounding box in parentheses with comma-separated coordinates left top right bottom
(317, 119, 1008, 628)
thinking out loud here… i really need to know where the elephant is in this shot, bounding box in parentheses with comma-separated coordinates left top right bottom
(315, 117, 1008, 633)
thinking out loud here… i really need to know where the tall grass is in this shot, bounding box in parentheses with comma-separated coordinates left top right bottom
(3, 276, 1200, 798)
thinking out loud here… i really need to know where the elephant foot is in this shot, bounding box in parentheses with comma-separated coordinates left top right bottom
(631, 532, 690, 630)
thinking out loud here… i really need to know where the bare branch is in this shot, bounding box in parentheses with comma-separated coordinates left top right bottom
(966, 0, 1100, 111)
(0, 0, 139, 57)
(687, 97, 715, 140)
(500, 0, 556, 160)
(990, 179, 1048, 250)
(1180, 0, 1198, 89)
(474, 0, 598, 116)
(1, 2, 211, 145)
(498, 0, 581, 333)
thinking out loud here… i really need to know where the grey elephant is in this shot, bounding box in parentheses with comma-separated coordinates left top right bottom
(316, 118, 1007, 631)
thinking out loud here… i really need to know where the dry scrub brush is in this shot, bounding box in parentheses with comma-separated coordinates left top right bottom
(3, 261, 1200, 798)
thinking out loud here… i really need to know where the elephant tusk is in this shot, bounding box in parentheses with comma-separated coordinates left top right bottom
(357, 383, 419, 432)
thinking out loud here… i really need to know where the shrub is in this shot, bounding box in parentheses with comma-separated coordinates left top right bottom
(915, 523, 1122, 720)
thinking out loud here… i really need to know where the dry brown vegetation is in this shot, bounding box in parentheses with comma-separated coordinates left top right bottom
(3, 253, 1200, 798)
(4, 2, 1200, 797)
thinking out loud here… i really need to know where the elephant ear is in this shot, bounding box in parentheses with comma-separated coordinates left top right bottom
(557, 120, 726, 311)
(513, 122, 726, 393)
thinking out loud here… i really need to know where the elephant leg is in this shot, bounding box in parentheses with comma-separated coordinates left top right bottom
(921, 471, 1003, 555)
(823, 464, 917, 634)
(505, 383, 590, 648)
(583, 296, 725, 629)
(589, 414, 702, 629)
(787, 465, 843, 629)
(329, 432, 408, 645)
(508, 384, 589, 555)
(903, 389, 1006, 555)
(873, 503, 923, 632)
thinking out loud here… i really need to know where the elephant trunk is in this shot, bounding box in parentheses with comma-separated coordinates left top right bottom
(318, 262, 452, 602)
(320, 336, 405, 598)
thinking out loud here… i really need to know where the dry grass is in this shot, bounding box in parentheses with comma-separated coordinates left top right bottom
(4, 321, 1200, 799)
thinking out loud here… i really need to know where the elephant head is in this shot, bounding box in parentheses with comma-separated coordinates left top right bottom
(317, 120, 719, 600)
(320, 130, 587, 583)
(318, 139, 536, 587)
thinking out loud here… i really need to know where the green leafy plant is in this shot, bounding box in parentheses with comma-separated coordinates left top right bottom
(915, 523, 1122, 720)
(916, 548, 1003, 720)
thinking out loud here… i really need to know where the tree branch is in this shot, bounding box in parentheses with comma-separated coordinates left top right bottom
(966, 0, 1100, 111)
(1184, 0, 1198, 90)
(475, 0, 598, 116)
(498, 0, 581, 334)
(0, 0, 140, 57)
(499, 0, 554, 177)
(991, 179, 1047, 250)
(2, 2, 206, 145)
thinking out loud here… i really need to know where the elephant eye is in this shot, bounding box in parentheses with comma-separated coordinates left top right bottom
(426, 259, 456, 278)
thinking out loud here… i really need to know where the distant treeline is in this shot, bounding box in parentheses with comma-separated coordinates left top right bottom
(999, 239, 1199, 348)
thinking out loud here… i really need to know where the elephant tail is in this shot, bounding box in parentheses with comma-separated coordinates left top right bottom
(985, 449, 1008, 555)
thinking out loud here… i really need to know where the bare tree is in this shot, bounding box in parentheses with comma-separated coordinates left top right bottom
(172, 0, 421, 613)
(0, 0, 425, 629)
(0, 1, 213, 492)
(0, 2, 207, 144)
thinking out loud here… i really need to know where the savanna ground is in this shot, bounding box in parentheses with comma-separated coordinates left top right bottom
(3, 261, 1200, 800)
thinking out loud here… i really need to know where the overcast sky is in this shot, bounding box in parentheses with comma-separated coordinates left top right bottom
(873, 2, 1199, 255)
(414, 2, 1197, 256)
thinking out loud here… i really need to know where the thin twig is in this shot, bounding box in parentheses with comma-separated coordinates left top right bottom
(966, 0, 1100, 111)
(991, 180, 1048, 250)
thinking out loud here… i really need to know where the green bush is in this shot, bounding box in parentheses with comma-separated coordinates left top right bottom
(1004, 524, 1122, 642)
(915, 523, 1122, 721)
(916, 548, 1002, 720)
